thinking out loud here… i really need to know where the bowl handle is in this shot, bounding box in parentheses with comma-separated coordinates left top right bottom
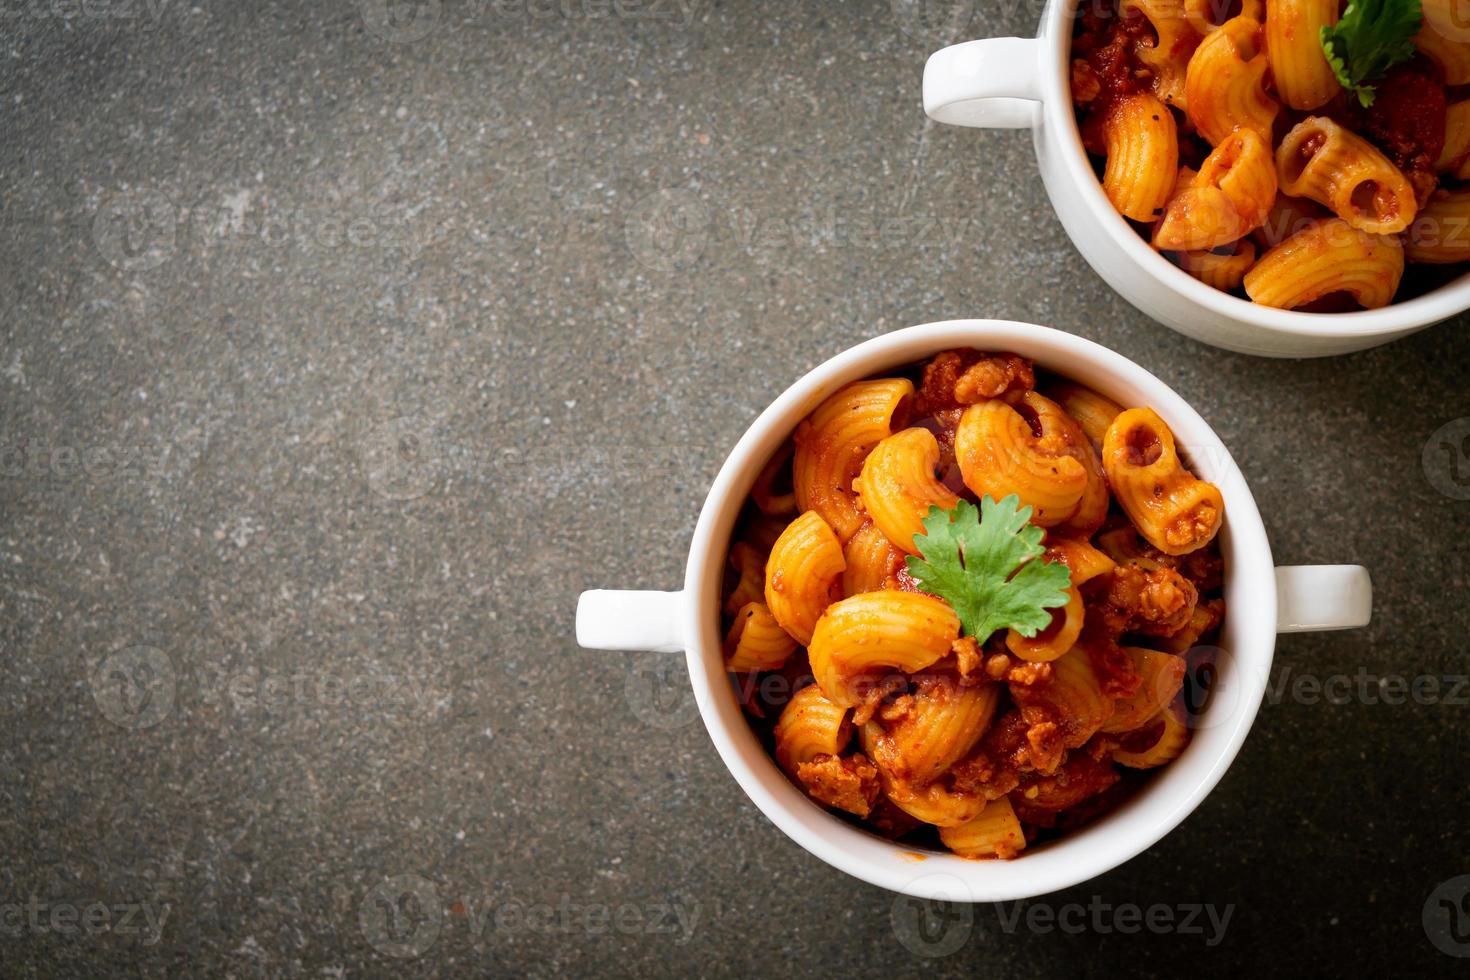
(1275, 566, 1372, 633)
(923, 37, 1044, 129)
(576, 589, 687, 652)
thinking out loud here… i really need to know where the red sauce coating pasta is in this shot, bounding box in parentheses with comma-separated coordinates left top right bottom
(724, 351, 1228, 859)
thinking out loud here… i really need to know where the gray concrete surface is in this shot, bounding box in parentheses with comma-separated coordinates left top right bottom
(1, 0, 1468, 976)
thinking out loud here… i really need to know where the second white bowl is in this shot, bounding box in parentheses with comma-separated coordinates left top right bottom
(922, 0, 1470, 357)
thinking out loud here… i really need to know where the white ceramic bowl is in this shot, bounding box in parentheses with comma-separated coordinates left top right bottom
(577, 320, 1371, 900)
(922, 2, 1470, 357)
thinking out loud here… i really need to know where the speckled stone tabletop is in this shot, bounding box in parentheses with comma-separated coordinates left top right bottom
(2, 1, 1467, 977)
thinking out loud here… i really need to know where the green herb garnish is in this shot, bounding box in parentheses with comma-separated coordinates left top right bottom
(905, 496, 1072, 645)
(1320, 0, 1424, 108)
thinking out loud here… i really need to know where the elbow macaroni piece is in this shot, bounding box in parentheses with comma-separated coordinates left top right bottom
(724, 541, 768, 615)
(1123, 0, 1199, 110)
(861, 723, 990, 827)
(1264, 0, 1340, 109)
(1005, 588, 1085, 663)
(873, 770, 989, 827)
(841, 520, 904, 596)
(1102, 93, 1179, 221)
(1243, 217, 1405, 309)
(1435, 101, 1470, 178)
(1174, 240, 1257, 291)
(1277, 116, 1417, 235)
(1185, 16, 1278, 147)
(1010, 647, 1115, 750)
(750, 442, 796, 516)
(793, 379, 913, 543)
(873, 675, 999, 784)
(1042, 381, 1123, 452)
(773, 684, 853, 775)
(955, 395, 1089, 528)
(1005, 537, 1117, 662)
(1100, 648, 1187, 733)
(854, 428, 960, 556)
(1095, 524, 1168, 571)
(1102, 408, 1224, 556)
(1046, 537, 1118, 586)
(1042, 395, 1109, 538)
(939, 797, 1027, 859)
(1113, 702, 1190, 768)
(1406, 191, 1470, 264)
(808, 591, 960, 707)
(724, 602, 800, 673)
(1158, 598, 1224, 654)
(764, 511, 846, 646)
(1184, 0, 1261, 34)
(1154, 128, 1277, 251)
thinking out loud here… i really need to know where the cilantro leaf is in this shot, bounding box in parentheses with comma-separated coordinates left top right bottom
(904, 496, 1072, 645)
(1320, 0, 1423, 108)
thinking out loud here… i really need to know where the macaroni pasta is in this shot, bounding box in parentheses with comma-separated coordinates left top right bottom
(1074, 0, 1468, 308)
(1243, 217, 1405, 309)
(723, 349, 1228, 859)
(1264, 0, 1340, 110)
(764, 510, 845, 646)
(1185, 16, 1278, 147)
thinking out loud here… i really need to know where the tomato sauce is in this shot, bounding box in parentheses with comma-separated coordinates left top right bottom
(1072, 2, 1152, 152)
(1332, 58, 1448, 206)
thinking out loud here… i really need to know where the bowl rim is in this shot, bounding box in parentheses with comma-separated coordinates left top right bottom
(1036, 0, 1470, 340)
(679, 319, 1277, 901)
